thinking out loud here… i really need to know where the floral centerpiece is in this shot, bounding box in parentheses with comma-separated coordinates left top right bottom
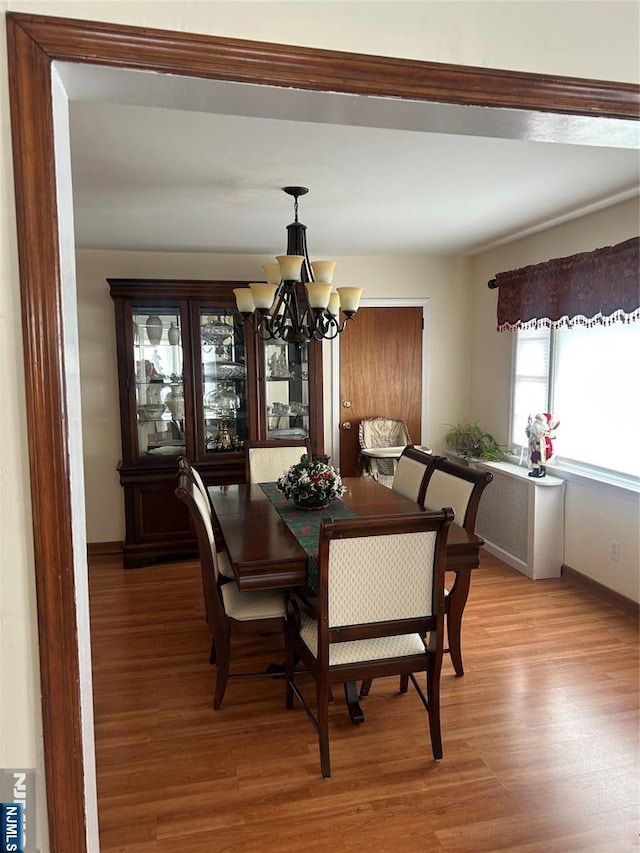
(276, 454, 346, 510)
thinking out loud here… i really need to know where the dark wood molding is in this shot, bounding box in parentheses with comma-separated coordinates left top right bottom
(6, 17, 87, 853)
(6, 10, 638, 852)
(87, 541, 124, 557)
(562, 564, 639, 619)
(8, 12, 640, 119)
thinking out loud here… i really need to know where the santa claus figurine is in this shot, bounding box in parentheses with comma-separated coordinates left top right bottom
(526, 412, 560, 478)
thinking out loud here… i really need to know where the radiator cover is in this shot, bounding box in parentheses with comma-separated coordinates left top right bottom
(473, 461, 565, 579)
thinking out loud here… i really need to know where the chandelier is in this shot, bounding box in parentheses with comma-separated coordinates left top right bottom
(233, 186, 363, 344)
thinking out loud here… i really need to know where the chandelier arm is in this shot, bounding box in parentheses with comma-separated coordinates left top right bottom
(317, 312, 347, 340)
(315, 314, 341, 340)
(256, 317, 276, 341)
(241, 186, 361, 344)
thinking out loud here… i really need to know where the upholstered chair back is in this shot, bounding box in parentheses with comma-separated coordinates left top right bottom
(424, 458, 494, 532)
(246, 441, 310, 483)
(327, 527, 437, 629)
(392, 446, 444, 504)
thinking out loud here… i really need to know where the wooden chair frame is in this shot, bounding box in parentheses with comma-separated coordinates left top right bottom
(176, 470, 285, 708)
(426, 458, 494, 676)
(285, 510, 453, 778)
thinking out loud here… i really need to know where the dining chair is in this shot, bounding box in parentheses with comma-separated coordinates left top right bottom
(392, 446, 444, 504)
(177, 456, 232, 578)
(424, 457, 494, 676)
(285, 509, 454, 778)
(245, 439, 310, 483)
(358, 416, 411, 487)
(175, 470, 286, 708)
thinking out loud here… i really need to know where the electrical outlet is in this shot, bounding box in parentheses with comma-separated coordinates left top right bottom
(610, 539, 620, 562)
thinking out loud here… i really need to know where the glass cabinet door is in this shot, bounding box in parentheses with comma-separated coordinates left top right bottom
(200, 310, 248, 453)
(133, 307, 186, 460)
(264, 341, 310, 441)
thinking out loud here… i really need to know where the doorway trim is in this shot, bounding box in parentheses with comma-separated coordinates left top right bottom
(5, 11, 638, 851)
(330, 298, 431, 463)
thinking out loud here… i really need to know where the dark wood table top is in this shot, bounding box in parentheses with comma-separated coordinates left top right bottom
(209, 477, 484, 590)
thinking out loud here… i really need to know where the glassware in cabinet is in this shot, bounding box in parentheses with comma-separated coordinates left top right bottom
(264, 340, 310, 441)
(199, 310, 249, 453)
(132, 307, 186, 459)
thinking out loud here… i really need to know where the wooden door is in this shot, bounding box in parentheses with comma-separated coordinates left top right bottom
(339, 306, 424, 476)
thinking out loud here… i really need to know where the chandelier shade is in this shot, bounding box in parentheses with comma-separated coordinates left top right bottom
(233, 186, 363, 343)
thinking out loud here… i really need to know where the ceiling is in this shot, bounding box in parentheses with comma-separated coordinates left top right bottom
(64, 64, 640, 258)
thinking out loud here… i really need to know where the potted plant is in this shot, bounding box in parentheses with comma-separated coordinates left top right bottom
(276, 454, 346, 510)
(444, 421, 509, 461)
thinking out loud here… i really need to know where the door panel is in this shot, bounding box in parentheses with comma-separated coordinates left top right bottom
(339, 306, 423, 476)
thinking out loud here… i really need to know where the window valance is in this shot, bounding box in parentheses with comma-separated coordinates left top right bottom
(491, 236, 640, 331)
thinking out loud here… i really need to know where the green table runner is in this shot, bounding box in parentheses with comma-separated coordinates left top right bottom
(260, 482, 356, 590)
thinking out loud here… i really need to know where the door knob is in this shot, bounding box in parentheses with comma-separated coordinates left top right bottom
(342, 421, 352, 430)
(342, 400, 352, 408)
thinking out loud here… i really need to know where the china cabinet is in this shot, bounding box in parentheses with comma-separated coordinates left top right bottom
(109, 279, 323, 567)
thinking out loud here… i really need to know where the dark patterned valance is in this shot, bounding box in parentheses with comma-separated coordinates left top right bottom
(492, 236, 640, 331)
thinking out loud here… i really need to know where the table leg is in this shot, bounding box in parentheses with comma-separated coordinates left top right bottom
(344, 681, 365, 724)
(446, 569, 472, 677)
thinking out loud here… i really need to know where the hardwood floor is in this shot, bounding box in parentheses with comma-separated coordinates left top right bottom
(88, 551, 639, 852)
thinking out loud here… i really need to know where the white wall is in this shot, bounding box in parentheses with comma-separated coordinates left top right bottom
(2, 2, 638, 850)
(6, 0, 640, 82)
(470, 198, 640, 602)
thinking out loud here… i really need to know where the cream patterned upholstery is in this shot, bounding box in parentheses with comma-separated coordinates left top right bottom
(189, 464, 209, 504)
(424, 470, 474, 527)
(217, 549, 233, 581)
(299, 611, 426, 665)
(222, 582, 285, 621)
(179, 457, 234, 578)
(248, 445, 308, 483)
(392, 454, 430, 502)
(328, 532, 436, 627)
(191, 487, 218, 569)
(190, 483, 234, 579)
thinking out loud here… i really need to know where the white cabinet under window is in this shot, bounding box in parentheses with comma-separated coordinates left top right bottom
(473, 460, 565, 580)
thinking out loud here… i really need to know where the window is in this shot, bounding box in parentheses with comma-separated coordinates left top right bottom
(512, 323, 640, 480)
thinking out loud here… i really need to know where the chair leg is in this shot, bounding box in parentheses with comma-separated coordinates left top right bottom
(285, 633, 295, 710)
(425, 662, 443, 760)
(343, 682, 365, 724)
(359, 678, 373, 697)
(317, 680, 332, 778)
(399, 674, 409, 693)
(209, 636, 217, 666)
(212, 628, 231, 710)
(445, 571, 472, 677)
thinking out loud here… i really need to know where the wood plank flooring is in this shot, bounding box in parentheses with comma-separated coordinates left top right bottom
(88, 551, 639, 852)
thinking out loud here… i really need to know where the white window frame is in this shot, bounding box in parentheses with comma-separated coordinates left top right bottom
(510, 325, 640, 495)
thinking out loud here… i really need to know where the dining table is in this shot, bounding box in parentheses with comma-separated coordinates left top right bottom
(209, 475, 484, 721)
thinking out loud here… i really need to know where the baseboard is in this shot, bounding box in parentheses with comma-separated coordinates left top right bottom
(481, 541, 532, 579)
(562, 564, 639, 619)
(87, 541, 123, 556)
